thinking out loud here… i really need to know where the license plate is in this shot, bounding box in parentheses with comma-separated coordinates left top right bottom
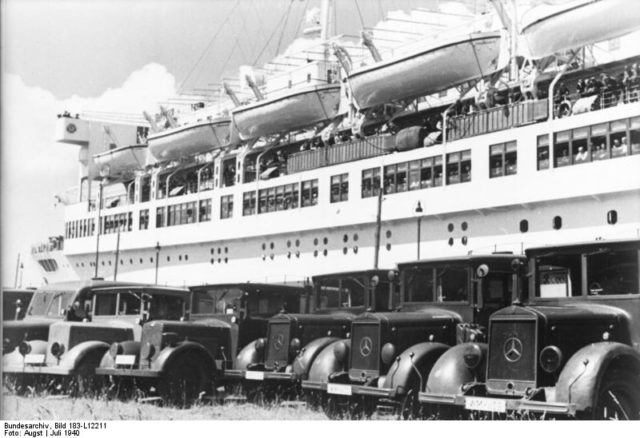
(327, 383, 352, 396)
(115, 355, 136, 366)
(465, 396, 506, 413)
(24, 354, 46, 365)
(245, 371, 264, 381)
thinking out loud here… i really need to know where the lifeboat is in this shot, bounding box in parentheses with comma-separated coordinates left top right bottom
(148, 117, 232, 161)
(521, 0, 640, 59)
(231, 83, 342, 140)
(92, 144, 147, 180)
(347, 31, 503, 110)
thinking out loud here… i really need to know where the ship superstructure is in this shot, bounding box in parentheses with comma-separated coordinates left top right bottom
(32, 0, 640, 286)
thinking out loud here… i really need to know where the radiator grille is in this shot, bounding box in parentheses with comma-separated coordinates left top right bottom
(349, 321, 381, 380)
(264, 321, 291, 368)
(487, 319, 537, 394)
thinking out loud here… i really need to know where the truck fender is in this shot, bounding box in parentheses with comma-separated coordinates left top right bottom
(153, 341, 217, 376)
(294, 337, 345, 381)
(59, 341, 110, 373)
(425, 343, 488, 395)
(554, 342, 640, 412)
(98, 340, 141, 369)
(2, 340, 49, 368)
(235, 338, 265, 370)
(382, 342, 450, 397)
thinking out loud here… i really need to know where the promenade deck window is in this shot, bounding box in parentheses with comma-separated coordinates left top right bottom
(330, 174, 349, 203)
(199, 199, 211, 222)
(301, 179, 318, 207)
(361, 168, 381, 198)
(490, 141, 517, 177)
(446, 150, 471, 185)
(220, 195, 233, 219)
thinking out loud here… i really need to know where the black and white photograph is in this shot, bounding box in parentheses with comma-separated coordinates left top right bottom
(1, 0, 640, 426)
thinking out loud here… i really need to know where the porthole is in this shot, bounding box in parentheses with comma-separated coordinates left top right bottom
(225, 247, 228, 254)
(269, 254, 274, 260)
(262, 255, 266, 261)
(520, 219, 529, 233)
(218, 248, 222, 254)
(448, 223, 454, 232)
(287, 252, 291, 259)
(167, 256, 171, 262)
(353, 246, 359, 254)
(295, 251, 300, 258)
(262, 243, 266, 250)
(129, 259, 133, 264)
(211, 258, 215, 264)
(323, 237, 328, 245)
(178, 255, 182, 261)
(343, 234, 348, 243)
(108, 261, 112, 266)
(461, 222, 468, 231)
(553, 216, 562, 230)
(462, 236, 468, 245)
(210, 248, 214, 255)
(386, 243, 391, 251)
(448, 238, 454, 246)
(314, 238, 319, 246)
(287, 240, 292, 248)
(343, 247, 348, 255)
(323, 249, 328, 257)
(81, 262, 85, 267)
(150, 257, 153, 263)
(139, 258, 143, 264)
(386, 230, 392, 238)
(353, 234, 359, 242)
(295, 239, 300, 247)
(101, 261, 105, 266)
(218, 258, 222, 263)
(76, 263, 79, 267)
(224, 257, 228, 263)
(185, 254, 189, 261)
(120, 260, 123, 265)
(607, 210, 618, 225)
(314, 250, 318, 257)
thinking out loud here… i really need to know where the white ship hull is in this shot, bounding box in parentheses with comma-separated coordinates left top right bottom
(232, 84, 342, 140)
(348, 32, 502, 110)
(92, 144, 147, 179)
(148, 118, 231, 161)
(34, 102, 640, 287)
(521, 0, 640, 59)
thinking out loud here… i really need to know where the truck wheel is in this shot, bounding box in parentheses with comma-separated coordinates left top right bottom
(592, 370, 640, 420)
(161, 354, 210, 408)
(323, 395, 349, 419)
(70, 353, 106, 398)
(399, 388, 421, 420)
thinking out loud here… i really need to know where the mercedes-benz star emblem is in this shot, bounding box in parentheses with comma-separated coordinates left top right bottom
(503, 337, 523, 362)
(359, 336, 373, 357)
(273, 334, 284, 351)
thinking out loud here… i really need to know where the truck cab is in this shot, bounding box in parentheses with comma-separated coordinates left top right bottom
(2, 288, 36, 322)
(96, 282, 309, 406)
(419, 239, 640, 420)
(305, 254, 524, 418)
(3, 281, 189, 394)
(229, 270, 395, 399)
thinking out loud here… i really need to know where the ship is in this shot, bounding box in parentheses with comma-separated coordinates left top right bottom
(31, 0, 640, 286)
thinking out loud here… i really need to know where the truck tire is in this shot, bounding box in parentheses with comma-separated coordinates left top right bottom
(592, 369, 640, 420)
(160, 354, 210, 408)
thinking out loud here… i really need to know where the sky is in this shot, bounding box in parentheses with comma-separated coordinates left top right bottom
(2, 0, 447, 287)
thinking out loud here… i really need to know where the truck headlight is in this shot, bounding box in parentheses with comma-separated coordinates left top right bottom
(50, 342, 66, 358)
(463, 343, 483, 369)
(141, 342, 156, 361)
(109, 342, 123, 358)
(18, 341, 32, 356)
(381, 343, 397, 366)
(539, 345, 563, 373)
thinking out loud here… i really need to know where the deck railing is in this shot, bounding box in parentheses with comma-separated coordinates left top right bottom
(287, 135, 394, 174)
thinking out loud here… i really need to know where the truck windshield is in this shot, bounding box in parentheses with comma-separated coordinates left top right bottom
(191, 287, 244, 315)
(536, 253, 583, 298)
(586, 249, 639, 296)
(27, 290, 75, 317)
(315, 277, 365, 309)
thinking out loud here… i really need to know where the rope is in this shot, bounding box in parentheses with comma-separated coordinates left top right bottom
(275, 0, 295, 55)
(354, 0, 365, 28)
(177, 0, 241, 95)
(252, 3, 294, 66)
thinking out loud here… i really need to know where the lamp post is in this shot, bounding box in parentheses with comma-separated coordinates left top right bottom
(415, 201, 423, 260)
(154, 241, 161, 284)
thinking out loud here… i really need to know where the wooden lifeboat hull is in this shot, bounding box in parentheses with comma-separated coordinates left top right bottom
(148, 118, 231, 161)
(92, 144, 147, 179)
(521, 0, 640, 59)
(348, 31, 503, 110)
(231, 84, 342, 140)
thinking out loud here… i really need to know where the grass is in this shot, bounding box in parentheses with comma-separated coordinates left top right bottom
(1, 394, 328, 421)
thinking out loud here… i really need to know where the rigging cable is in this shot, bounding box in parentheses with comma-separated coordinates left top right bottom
(251, 4, 294, 66)
(354, 0, 366, 28)
(177, 0, 241, 95)
(275, 0, 295, 55)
